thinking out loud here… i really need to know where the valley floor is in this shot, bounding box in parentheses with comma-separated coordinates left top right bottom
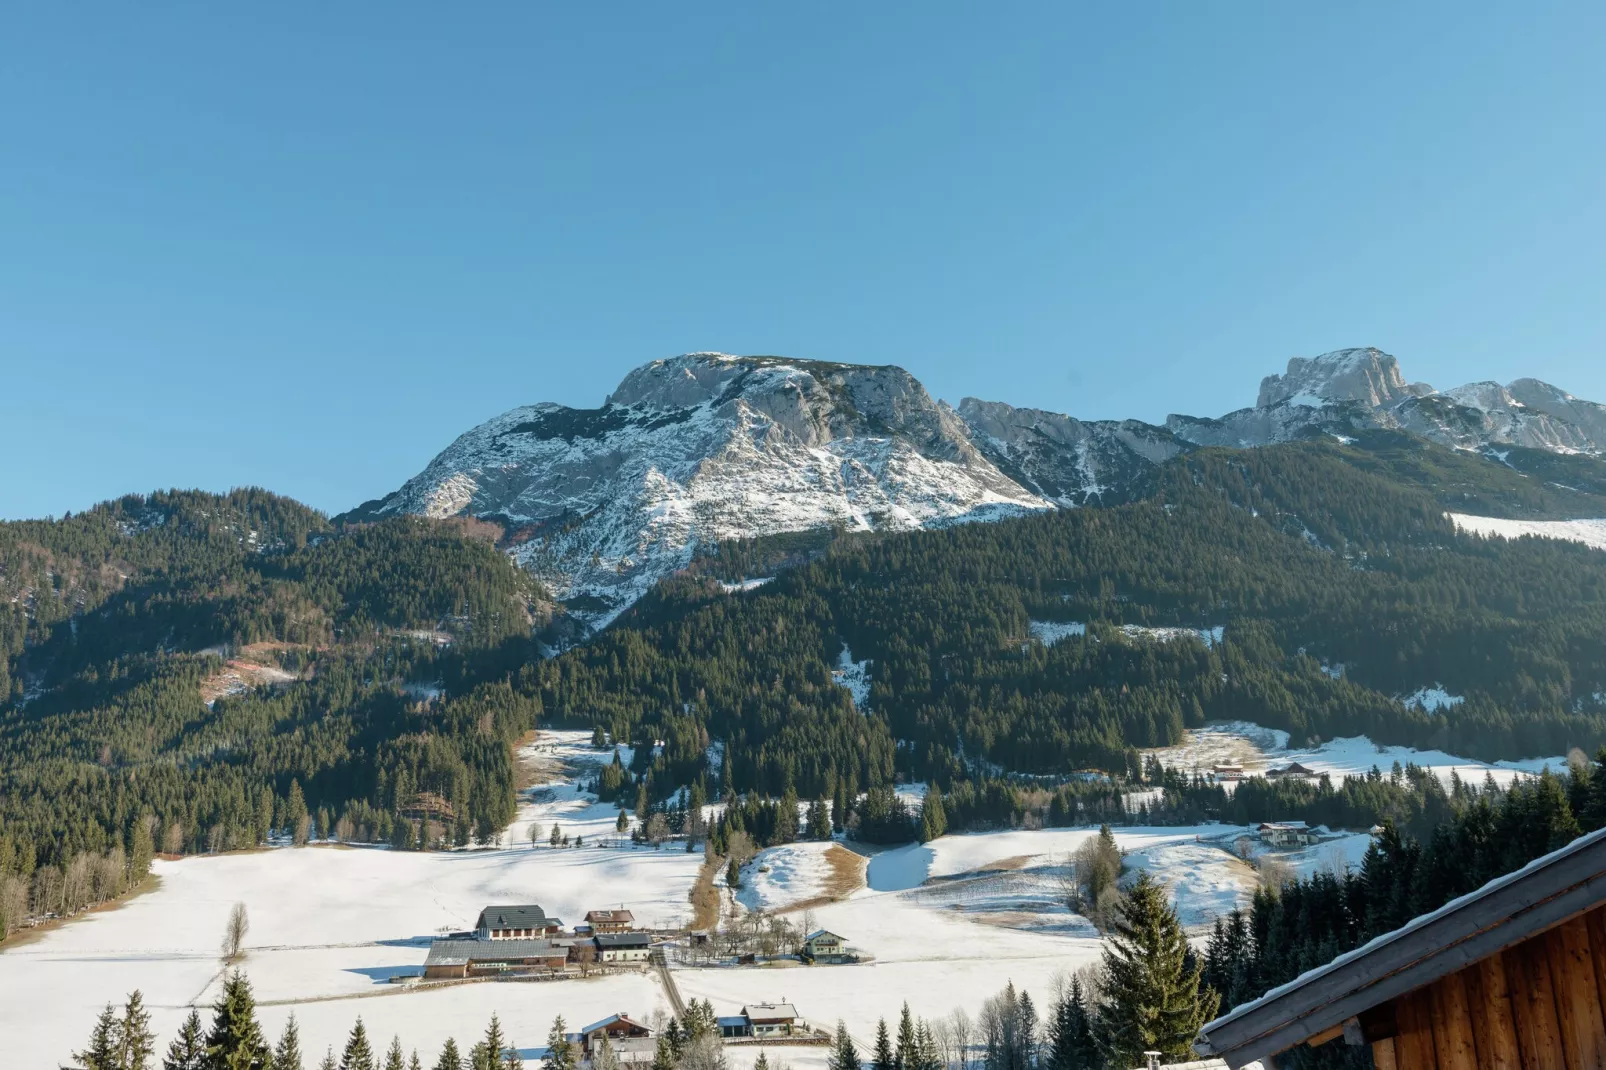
(0, 726, 1559, 1067)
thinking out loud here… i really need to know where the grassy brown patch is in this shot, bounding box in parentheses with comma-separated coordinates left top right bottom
(689, 853, 725, 931)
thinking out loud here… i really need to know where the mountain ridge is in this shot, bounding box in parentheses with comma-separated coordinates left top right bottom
(353, 347, 1606, 626)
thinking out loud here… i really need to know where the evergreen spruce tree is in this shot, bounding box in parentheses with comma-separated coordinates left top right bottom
(650, 1036, 676, 1070)
(339, 1019, 375, 1070)
(273, 1016, 305, 1070)
(411, 1054, 424, 1070)
(895, 1004, 917, 1070)
(919, 789, 947, 843)
(75, 1003, 121, 1070)
(204, 970, 270, 1070)
(541, 1016, 575, 1070)
(431, 1038, 463, 1070)
(473, 1016, 509, 1070)
(319, 1051, 338, 1070)
(118, 990, 157, 1070)
(913, 1021, 940, 1070)
(1014, 993, 1038, 1070)
(753, 1053, 770, 1070)
(384, 1037, 407, 1070)
(828, 1022, 861, 1070)
(163, 1009, 207, 1070)
(1095, 872, 1219, 1067)
(873, 1019, 895, 1070)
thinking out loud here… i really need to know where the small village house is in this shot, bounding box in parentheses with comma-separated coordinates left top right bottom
(1265, 762, 1316, 781)
(423, 937, 568, 980)
(742, 1003, 803, 1038)
(575, 1013, 655, 1064)
(1196, 824, 1606, 1069)
(1212, 763, 1246, 782)
(586, 908, 637, 934)
(476, 904, 563, 939)
(595, 932, 653, 963)
(801, 929, 851, 963)
(1256, 821, 1318, 848)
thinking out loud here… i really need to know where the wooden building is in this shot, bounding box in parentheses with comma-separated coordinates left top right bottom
(586, 908, 637, 934)
(576, 1013, 654, 1063)
(1195, 825, 1606, 1068)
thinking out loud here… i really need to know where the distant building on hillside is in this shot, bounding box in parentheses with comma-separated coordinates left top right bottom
(1257, 821, 1318, 848)
(1212, 763, 1246, 781)
(476, 904, 563, 939)
(586, 908, 637, 933)
(801, 929, 853, 963)
(1266, 762, 1316, 780)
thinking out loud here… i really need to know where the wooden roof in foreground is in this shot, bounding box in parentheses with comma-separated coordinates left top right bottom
(1195, 825, 1606, 1068)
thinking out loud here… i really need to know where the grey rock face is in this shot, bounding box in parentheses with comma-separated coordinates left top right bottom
(1256, 348, 1414, 408)
(957, 399, 1184, 506)
(356, 354, 1047, 630)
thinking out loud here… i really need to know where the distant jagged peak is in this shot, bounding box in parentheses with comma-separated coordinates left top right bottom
(1256, 347, 1426, 410)
(1443, 380, 1521, 413)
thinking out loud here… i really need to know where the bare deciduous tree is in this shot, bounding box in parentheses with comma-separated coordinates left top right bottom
(946, 1008, 973, 1070)
(222, 902, 249, 962)
(529, 822, 544, 849)
(163, 820, 185, 856)
(645, 813, 670, 846)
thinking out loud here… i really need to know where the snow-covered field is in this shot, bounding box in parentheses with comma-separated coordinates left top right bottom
(1450, 513, 1606, 552)
(1143, 721, 1568, 789)
(0, 733, 695, 1068)
(690, 821, 1322, 1056)
(3, 723, 1540, 1067)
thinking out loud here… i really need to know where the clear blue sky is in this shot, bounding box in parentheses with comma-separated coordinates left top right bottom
(4, 5, 1604, 519)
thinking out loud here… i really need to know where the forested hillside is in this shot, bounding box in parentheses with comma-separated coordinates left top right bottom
(0, 491, 546, 933)
(534, 439, 1606, 802)
(5, 435, 1606, 940)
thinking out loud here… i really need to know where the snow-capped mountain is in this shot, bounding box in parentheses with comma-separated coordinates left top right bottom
(357, 347, 1605, 628)
(348, 354, 1048, 627)
(1162, 347, 1606, 454)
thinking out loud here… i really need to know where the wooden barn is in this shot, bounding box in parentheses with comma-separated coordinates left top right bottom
(1195, 825, 1606, 1068)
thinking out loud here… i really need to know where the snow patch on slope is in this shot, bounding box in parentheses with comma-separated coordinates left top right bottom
(1400, 686, 1465, 713)
(834, 644, 871, 710)
(1449, 514, 1606, 552)
(1028, 620, 1087, 646)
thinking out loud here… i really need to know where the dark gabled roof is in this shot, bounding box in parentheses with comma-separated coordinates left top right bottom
(595, 932, 653, 948)
(1196, 825, 1606, 1068)
(476, 905, 556, 930)
(424, 937, 564, 967)
(579, 1013, 651, 1036)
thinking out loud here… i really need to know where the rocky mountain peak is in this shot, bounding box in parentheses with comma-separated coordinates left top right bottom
(1256, 347, 1421, 409)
